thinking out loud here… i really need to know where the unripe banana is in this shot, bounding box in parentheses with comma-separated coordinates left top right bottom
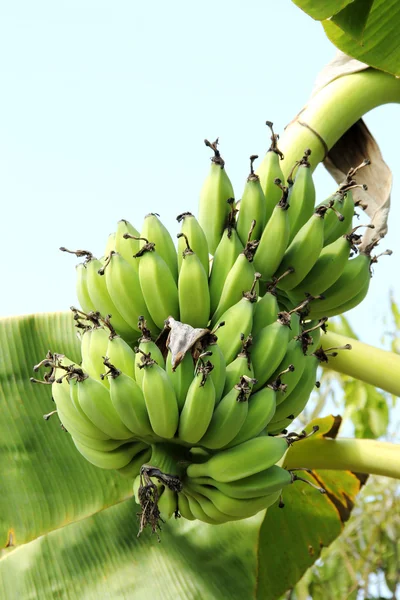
(72, 438, 148, 470)
(106, 334, 136, 380)
(135, 240, 179, 329)
(189, 464, 291, 499)
(76, 263, 96, 314)
(183, 485, 238, 523)
(115, 219, 141, 270)
(186, 481, 281, 518)
(198, 138, 235, 255)
(252, 290, 279, 338)
(269, 355, 319, 425)
(183, 491, 220, 524)
(253, 181, 290, 282)
(310, 277, 370, 320)
(236, 155, 266, 244)
(209, 202, 244, 314)
(211, 223, 259, 326)
(212, 280, 258, 365)
(272, 338, 307, 406)
(251, 315, 292, 392)
(202, 338, 226, 404)
(256, 122, 285, 225)
(158, 486, 178, 521)
(117, 446, 152, 478)
(85, 257, 137, 341)
(223, 335, 254, 396)
(141, 357, 179, 439)
(287, 150, 315, 243)
(323, 190, 355, 246)
(77, 375, 134, 440)
(199, 376, 253, 449)
(186, 435, 289, 482)
(225, 386, 276, 447)
(104, 232, 116, 256)
(102, 251, 158, 334)
(140, 213, 178, 282)
(177, 233, 210, 328)
(177, 212, 209, 275)
(178, 360, 216, 444)
(166, 350, 194, 411)
(60, 418, 129, 451)
(134, 318, 165, 387)
(177, 492, 196, 520)
(275, 205, 331, 292)
(80, 326, 110, 387)
(104, 360, 153, 438)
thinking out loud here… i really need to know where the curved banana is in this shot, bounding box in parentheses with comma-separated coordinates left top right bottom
(158, 486, 178, 522)
(178, 360, 216, 444)
(236, 155, 266, 244)
(166, 350, 194, 411)
(80, 326, 110, 387)
(76, 263, 96, 314)
(225, 386, 276, 447)
(177, 492, 196, 521)
(198, 377, 252, 449)
(177, 233, 210, 328)
(252, 290, 279, 338)
(106, 334, 137, 380)
(183, 485, 237, 523)
(223, 335, 254, 396)
(256, 122, 285, 225)
(253, 181, 290, 282)
(134, 318, 165, 386)
(251, 315, 292, 392)
(115, 219, 141, 270)
(272, 338, 307, 406)
(141, 213, 178, 282)
(323, 189, 355, 246)
(72, 438, 148, 470)
(208, 202, 243, 314)
(186, 435, 289, 482)
(116, 446, 152, 478)
(198, 138, 235, 255)
(287, 149, 315, 243)
(202, 339, 226, 404)
(141, 358, 179, 439)
(177, 212, 209, 276)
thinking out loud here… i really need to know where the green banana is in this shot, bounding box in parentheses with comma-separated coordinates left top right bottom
(223, 335, 254, 396)
(166, 349, 194, 411)
(183, 490, 220, 524)
(76, 263, 96, 314)
(77, 374, 134, 440)
(256, 122, 285, 225)
(177, 233, 210, 328)
(85, 256, 137, 341)
(236, 155, 266, 244)
(211, 222, 259, 326)
(269, 355, 319, 425)
(141, 357, 179, 439)
(178, 359, 216, 444)
(183, 485, 238, 523)
(104, 359, 153, 438)
(177, 212, 209, 276)
(157, 485, 178, 521)
(287, 225, 373, 303)
(80, 326, 110, 387)
(115, 219, 141, 270)
(198, 376, 253, 449)
(104, 232, 116, 256)
(117, 447, 152, 478)
(308, 278, 370, 320)
(253, 181, 290, 282)
(186, 481, 281, 518)
(134, 238, 179, 329)
(287, 149, 315, 243)
(186, 435, 289, 482)
(252, 290, 279, 338)
(134, 318, 165, 386)
(198, 138, 235, 255)
(177, 492, 196, 521)
(101, 251, 158, 334)
(225, 386, 276, 447)
(251, 314, 292, 392)
(72, 438, 148, 470)
(189, 464, 291, 499)
(212, 294, 256, 366)
(322, 189, 354, 246)
(208, 200, 243, 314)
(275, 204, 331, 292)
(106, 333, 137, 380)
(272, 338, 307, 406)
(141, 213, 178, 282)
(202, 336, 226, 404)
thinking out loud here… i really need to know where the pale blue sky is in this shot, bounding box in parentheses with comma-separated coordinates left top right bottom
(1, 0, 399, 350)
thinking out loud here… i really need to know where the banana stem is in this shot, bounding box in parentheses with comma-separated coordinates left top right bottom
(148, 443, 186, 478)
(320, 330, 400, 397)
(285, 438, 400, 480)
(270, 69, 400, 177)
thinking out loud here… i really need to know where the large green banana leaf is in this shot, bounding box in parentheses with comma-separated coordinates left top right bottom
(292, 0, 400, 76)
(0, 312, 364, 598)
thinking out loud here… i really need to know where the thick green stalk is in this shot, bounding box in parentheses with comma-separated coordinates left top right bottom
(285, 438, 400, 480)
(260, 69, 400, 177)
(321, 330, 400, 397)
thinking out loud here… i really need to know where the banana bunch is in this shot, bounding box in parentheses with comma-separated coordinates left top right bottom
(39, 122, 391, 534)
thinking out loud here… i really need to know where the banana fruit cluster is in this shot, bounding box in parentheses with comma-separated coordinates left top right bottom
(36, 123, 388, 532)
